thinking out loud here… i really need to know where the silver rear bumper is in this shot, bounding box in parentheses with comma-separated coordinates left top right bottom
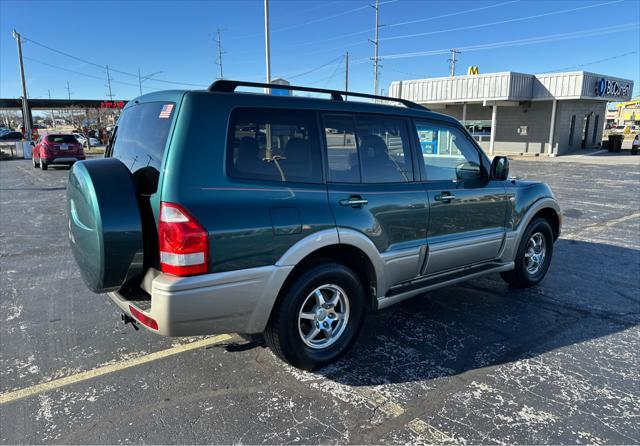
(109, 265, 293, 336)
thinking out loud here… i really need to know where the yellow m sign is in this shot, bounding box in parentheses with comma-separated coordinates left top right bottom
(468, 66, 479, 75)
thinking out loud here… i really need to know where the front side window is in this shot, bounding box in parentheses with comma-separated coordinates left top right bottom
(414, 121, 482, 181)
(228, 108, 322, 183)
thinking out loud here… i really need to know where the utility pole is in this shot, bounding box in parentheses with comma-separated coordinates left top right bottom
(215, 29, 225, 80)
(12, 29, 32, 141)
(449, 49, 461, 77)
(48, 89, 56, 128)
(106, 64, 114, 101)
(66, 81, 72, 99)
(264, 0, 272, 93)
(345, 50, 349, 101)
(138, 68, 143, 96)
(370, 0, 381, 96)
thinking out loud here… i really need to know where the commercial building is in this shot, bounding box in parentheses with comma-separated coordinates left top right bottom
(388, 71, 634, 156)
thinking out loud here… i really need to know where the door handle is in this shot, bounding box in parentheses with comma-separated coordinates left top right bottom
(434, 193, 456, 202)
(340, 197, 369, 207)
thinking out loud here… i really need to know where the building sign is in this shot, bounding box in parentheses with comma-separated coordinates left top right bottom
(467, 66, 480, 75)
(596, 78, 631, 98)
(100, 101, 125, 109)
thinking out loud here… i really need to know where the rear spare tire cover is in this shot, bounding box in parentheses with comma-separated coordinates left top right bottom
(67, 158, 144, 293)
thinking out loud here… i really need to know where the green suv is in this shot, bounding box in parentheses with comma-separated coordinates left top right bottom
(67, 80, 561, 370)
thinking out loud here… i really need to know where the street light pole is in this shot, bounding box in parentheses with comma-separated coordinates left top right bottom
(264, 0, 271, 93)
(12, 29, 32, 141)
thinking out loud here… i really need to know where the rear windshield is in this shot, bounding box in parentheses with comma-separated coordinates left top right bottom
(110, 102, 174, 173)
(47, 135, 77, 144)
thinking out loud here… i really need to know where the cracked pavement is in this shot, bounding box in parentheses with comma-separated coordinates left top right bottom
(1, 152, 639, 444)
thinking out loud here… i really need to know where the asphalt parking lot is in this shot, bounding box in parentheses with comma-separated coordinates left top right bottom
(1, 152, 639, 444)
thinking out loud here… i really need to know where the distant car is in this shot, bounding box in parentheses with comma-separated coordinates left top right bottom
(73, 133, 100, 147)
(0, 131, 23, 141)
(32, 134, 85, 170)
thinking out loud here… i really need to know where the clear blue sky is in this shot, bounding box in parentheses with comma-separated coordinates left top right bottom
(1, 0, 639, 100)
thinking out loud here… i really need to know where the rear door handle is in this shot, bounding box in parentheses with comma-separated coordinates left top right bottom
(434, 193, 456, 202)
(340, 197, 369, 207)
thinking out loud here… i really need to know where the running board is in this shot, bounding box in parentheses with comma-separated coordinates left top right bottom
(377, 262, 514, 310)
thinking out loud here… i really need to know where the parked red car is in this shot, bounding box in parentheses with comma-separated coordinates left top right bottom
(32, 134, 85, 170)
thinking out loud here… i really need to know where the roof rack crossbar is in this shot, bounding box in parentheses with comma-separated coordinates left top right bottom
(208, 79, 428, 111)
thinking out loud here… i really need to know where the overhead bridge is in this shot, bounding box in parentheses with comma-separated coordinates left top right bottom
(0, 98, 128, 110)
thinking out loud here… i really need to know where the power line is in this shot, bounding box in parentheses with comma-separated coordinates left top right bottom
(243, 0, 626, 62)
(283, 56, 343, 80)
(379, 23, 639, 60)
(225, 0, 398, 42)
(379, 0, 624, 43)
(20, 34, 207, 88)
(231, 0, 518, 56)
(24, 56, 142, 89)
(541, 51, 639, 73)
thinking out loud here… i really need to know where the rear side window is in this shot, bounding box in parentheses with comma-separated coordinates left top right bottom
(110, 102, 174, 174)
(324, 114, 414, 183)
(227, 108, 322, 183)
(355, 116, 414, 183)
(46, 135, 77, 144)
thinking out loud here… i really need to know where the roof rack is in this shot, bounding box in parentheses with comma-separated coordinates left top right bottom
(208, 79, 429, 111)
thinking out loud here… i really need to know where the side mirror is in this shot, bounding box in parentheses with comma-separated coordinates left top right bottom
(490, 156, 509, 181)
(29, 141, 36, 147)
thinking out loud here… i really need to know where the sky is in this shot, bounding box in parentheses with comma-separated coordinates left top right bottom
(1, 0, 639, 101)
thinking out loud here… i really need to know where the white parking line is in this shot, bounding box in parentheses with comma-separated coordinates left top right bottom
(0, 334, 232, 405)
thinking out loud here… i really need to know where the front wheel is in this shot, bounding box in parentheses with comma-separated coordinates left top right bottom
(40, 159, 48, 170)
(32, 156, 38, 168)
(264, 263, 365, 370)
(501, 218, 554, 288)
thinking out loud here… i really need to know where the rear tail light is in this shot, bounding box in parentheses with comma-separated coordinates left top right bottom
(158, 202, 209, 276)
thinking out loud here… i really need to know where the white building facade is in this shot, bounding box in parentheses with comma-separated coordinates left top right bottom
(388, 71, 634, 156)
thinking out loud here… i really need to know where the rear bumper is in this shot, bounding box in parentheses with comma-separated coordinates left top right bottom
(43, 155, 85, 164)
(108, 265, 293, 336)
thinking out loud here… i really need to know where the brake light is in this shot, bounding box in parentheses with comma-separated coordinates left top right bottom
(129, 305, 158, 330)
(158, 202, 208, 276)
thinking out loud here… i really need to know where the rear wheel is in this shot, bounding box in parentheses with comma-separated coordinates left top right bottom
(265, 263, 365, 370)
(501, 218, 553, 288)
(40, 159, 48, 170)
(32, 156, 38, 168)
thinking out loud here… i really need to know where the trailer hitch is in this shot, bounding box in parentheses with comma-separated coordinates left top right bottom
(121, 313, 139, 331)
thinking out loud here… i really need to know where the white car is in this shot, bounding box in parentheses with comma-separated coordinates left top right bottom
(73, 134, 100, 147)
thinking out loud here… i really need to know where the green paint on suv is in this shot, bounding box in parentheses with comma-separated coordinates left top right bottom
(67, 80, 561, 370)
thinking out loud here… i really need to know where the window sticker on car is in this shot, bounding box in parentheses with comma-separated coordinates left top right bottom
(159, 104, 174, 119)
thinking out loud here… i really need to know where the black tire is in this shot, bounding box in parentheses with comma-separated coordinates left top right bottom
(501, 217, 554, 288)
(632, 146, 638, 155)
(264, 263, 365, 370)
(32, 156, 38, 168)
(40, 160, 48, 170)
